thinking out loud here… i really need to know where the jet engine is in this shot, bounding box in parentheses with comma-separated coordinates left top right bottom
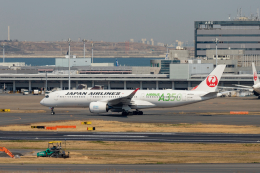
(89, 102, 109, 113)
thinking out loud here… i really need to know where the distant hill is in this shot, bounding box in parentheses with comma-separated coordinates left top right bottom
(0, 41, 167, 57)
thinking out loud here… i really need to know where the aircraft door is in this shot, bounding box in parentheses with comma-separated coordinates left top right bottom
(141, 93, 145, 99)
(187, 93, 194, 101)
(54, 93, 59, 101)
(181, 93, 186, 101)
(87, 95, 92, 101)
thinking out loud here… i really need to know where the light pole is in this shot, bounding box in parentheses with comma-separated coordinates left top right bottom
(68, 38, 71, 90)
(3, 43, 5, 63)
(91, 42, 94, 63)
(45, 71, 47, 91)
(164, 44, 168, 60)
(215, 38, 219, 67)
(164, 44, 168, 53)
(82, 39, 86, 59)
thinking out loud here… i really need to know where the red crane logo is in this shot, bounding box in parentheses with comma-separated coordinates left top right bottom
(206, 75, 218, 87)
(254, 72, 258, 81)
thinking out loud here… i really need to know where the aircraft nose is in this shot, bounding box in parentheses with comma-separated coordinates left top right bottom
(40, 98, 45, 105)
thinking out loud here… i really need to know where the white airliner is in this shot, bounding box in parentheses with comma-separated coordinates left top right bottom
(235, 62, 260, 98)
(220, 62, 260, 98)
(40, 65, 226, 116)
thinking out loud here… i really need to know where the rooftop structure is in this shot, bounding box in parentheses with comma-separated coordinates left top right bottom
(0, 62, 25, 68)
(150, 59, 180, 74)
(55, 57, 91, 67)
(169, 50, 189, 60)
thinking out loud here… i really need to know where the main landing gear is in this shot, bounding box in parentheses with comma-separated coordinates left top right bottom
(133, 110, 143, 115)
(122, 111, 129, 116)
(51, 107, 55, 115)
(121, 110, 143, 116)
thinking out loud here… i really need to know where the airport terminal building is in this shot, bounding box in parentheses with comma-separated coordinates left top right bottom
(195, 20, 260, 58)
(0, 64, 256, 92)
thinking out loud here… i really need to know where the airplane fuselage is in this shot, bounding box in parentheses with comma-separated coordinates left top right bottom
(253, 83, 260, 95)
(40, 89, 213, 109)
(40, 65, 226, 115)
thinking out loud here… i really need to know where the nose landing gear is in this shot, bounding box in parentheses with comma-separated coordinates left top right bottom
(51, 107, 55, 115)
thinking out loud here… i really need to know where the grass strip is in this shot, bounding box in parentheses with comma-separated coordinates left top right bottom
(1, 120, 260, 134)
(0, 141, 260, 164)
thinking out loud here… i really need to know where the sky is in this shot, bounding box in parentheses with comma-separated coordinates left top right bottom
(0, 0, 259, 44)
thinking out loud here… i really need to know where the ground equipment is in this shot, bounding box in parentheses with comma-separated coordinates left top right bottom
(37, 141, 69, 158)
(0, 147, 15, 158)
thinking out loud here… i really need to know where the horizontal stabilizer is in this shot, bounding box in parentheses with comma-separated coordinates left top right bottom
(201, 92, 218, 98)
(233, 84, 252, 88)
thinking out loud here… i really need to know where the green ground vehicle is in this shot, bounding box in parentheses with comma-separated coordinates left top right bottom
(37, 141, 69, 158)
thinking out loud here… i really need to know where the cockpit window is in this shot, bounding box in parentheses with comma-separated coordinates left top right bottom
(45, 95, 49, 98)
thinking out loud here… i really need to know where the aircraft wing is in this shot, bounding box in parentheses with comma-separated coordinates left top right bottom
(201, 92, 218, 98)
(218, 86, 253, 92)
(107, 88, 139, 106)
(233, 84, 252, 88)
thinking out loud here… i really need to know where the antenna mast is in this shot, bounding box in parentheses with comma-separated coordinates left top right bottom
(257, 8, 259, 20)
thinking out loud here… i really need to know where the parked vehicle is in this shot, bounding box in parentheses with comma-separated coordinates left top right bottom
(23, 90, 29, 95)
(33, 89, 39, 95)
(37, 141, 69, 158)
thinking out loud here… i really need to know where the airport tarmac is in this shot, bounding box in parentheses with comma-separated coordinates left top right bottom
(1, 131, 260, 143)
(1, 94, 260, 172)
(0, 94, 260, 126)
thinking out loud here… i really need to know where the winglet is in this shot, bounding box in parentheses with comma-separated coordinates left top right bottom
(128, 88, 139, 99)
(133, 88, 140, 94)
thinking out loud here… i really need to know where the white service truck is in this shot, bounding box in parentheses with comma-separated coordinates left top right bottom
(33, 89, 39, 95)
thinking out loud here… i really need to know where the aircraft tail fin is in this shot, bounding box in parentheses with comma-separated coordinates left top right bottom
(193, 64, 226, 92)
(252, 62, 259, 85)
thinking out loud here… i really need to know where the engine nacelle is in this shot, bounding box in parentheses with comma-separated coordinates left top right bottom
(89, 102, 109, 113)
